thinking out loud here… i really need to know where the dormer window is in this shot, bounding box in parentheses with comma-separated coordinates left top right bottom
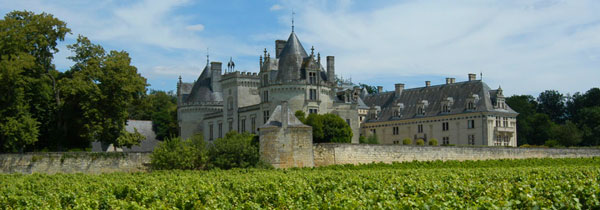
(467, 102, 475, 110)
(442, 104, 450, 113)
(417, 101, 427, 116)
(309, 72, 317, 84)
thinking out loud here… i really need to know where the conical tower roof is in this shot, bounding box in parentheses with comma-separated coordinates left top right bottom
(277, 32, 308, 81)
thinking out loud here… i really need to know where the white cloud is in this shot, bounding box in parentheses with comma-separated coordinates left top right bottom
(185, 24, 205, 31)
(280, 0, 600, 96)
(270, 4, 283, 11)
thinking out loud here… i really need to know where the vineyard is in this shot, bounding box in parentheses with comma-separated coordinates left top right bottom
(1, 158, 599, 209)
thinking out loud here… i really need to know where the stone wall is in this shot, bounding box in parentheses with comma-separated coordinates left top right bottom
(313, 143, 600, 167)
(0, 152, 151, 174)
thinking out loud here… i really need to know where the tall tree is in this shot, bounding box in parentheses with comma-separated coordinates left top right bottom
(577, 107, 600, 146)
(537, 90, 566, 124)
(61, 35, 147, 148)
(304, 113, 352, 143)
(506, 95, 537, 145)
(0, 11, 70, 151)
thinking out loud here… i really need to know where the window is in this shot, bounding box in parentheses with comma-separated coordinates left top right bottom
(417, 124, 423, 133)
(228, 99, 233, 110)
(218, 123, 223, 138)
(496, 116, 501, 127)
(442, 104, 450, 113)
(228, 120, 233, 132)
(467, 120, 475, 129)
(309, 72, 317, 84)
(263, 111, 270, 124)
(241, 119, 246, 132)
(370, 129, 376, 135)
(263, 91, 269, 102)
(346, 119, 351, 126)
(393, 140, 400, 144)
(309, 89, 317, 100)
(468, 135, 475, 145)
(209, 124, 214, 141)
(467, 101, 475, 110)
(393, 127, 399, 135)
(393, 110, 399, 117)
(442, 122, 449, 131)
(251, 117, 256, 134)
(417, 107, 425, 115)
(503, 117, 509, 127)
(443, 137, 449, 145)
(503, 136, 510, 146)
(309, 109, 318, 114)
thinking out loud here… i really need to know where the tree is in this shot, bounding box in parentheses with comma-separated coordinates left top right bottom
(0, 11, 70, 151)
(61, 35, 147, 148)
(304, 113, 352, 143)
(551, 121, 582, 147)
(294, 110, 306, 123)
(359, 83, 377, 94)
(148, 90, 178, 140)
(208, 131, 260, 169)
(529, 113, 555, 146)
(567, 88, 600, 124)
(537, 90, 566, 123)
(115, 128, 145, 150)
(150, 134, 208, 170)
(506, 95, 537, 145)
(577, 107, 600, 146)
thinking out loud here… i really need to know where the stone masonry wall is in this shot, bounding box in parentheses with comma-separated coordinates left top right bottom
(0, 152, 151, 174)
(313, 143, 600, 167)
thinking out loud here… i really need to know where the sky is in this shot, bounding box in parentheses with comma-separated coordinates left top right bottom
(1, 0, 599, 97)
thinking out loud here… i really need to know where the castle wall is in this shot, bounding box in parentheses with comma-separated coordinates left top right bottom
(0, 152, 150, 174)
(313, 143, 600, 167)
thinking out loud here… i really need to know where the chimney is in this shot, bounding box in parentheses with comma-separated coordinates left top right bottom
(446, 78, 451, 84)
(327, 56, 335, 83)
(468, 73, 476, 81)
(451, 78, 456, 83)
(377, 86, 383, 93)
(395, 83, 404, 97)
(210, 62, 222, 92)
(425, 81, 431, 87)
(275, 40, 286, 58)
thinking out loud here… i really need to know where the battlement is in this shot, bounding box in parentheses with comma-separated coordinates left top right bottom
(222, 71, 259, 79)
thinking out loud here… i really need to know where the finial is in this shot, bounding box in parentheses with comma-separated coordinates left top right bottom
(480, 72, 483, 81)
(263, 48, 267, 58)
(178, 75, 182, 83)
(317, 52, 321, 63)
(206, 48, 209, 66)
(311, 46, 314, 56)
(292, 9, 295, 32)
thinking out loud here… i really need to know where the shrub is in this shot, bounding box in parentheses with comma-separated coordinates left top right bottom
(150, 134, 208, 170)
(304, 113, 352, 143)
(402, 138, 412, 145)
(208, 131, 260, 169)
(359, 136, 367, 144)
(544, 139, 561, 148)
(429, 138, 438, 146)
(360, 135, 379, 144)
(416, 139, 425, 146)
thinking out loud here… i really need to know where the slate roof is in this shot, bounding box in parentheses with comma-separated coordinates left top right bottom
(277, 32, 308, 82)
(362, 80, 517, 122)
(185, 65, 223, 103)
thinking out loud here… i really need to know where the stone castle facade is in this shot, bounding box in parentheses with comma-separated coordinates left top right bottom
(177, 30, 518, 148)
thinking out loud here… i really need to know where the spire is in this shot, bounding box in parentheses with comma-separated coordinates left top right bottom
(291, 10, 295, 32)
(310, 46, 314, 56)
(206, 48, 210, 66)
(276, 30, 309, 81)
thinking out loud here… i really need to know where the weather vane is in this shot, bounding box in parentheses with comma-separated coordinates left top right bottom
(292, 9, 295, 32)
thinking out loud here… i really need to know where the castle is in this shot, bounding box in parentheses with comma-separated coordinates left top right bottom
(177, 29, 518, 148)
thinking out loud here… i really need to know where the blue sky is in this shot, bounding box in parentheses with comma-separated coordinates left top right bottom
(1, 0, 599, 97)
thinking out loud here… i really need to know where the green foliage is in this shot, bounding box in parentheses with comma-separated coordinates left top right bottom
(506, 95, 538, 146)
(359, 135, 378, 144)
(537, 90, 566, 123)
(577, 107, 600, 146)
(402, 138, 412, 145)
(294, 110, 306, 123)
(359, 83, 377, 94)
(150, 134, 208, 170)
(551, 121, 582, 147)
(415, 139, 425, 146)
(544, 140, 560, 148)
(304, 113, 352, 143)
(2, 158, 600, 209)
(115, 128, 145, 150)
(128, 90, 178, 140)
(208, 131, 260, 169)
(428, 138, 438, 146)
(0, 11, 70, 152)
